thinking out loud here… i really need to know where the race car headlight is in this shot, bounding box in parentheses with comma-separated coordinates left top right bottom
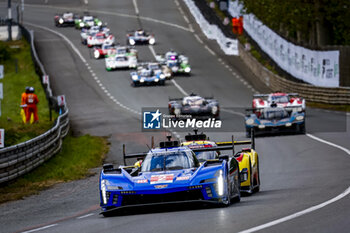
(154, 78, 159, 82)
(149, 38, 155, 45)
(160, 74, 165, 79)
(216, 170, 224, 196)
(80, 22, 84, 27)
(246, 118, 254, 125)
(129, 39, 136, 45)
(285, 122, 292, 127)
(59, 18, 64, 24)
(140, 78, 145, 83)
(172, 67, 178, 72)
(174, 108, 181, 116)
(258, 124, 265, 129)
(132, 75, 138, 81)
(165, 72, 171, 77)
(211, 106, 218, 115)
(97, 21, 102, 26)
(184, 67, 191, 73)
(296, 115, 304, 121)
(101, 179, 108, 205)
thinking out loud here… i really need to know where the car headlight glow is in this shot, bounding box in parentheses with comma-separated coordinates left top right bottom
(184, 67, 191, 73)
(174, 108, 181, 116)
(258, 124, 265, 129)
(217, 170, 224, 196)
(59, 18, 64, 24)
(132, 75, 138, 81)
(98, 21, 102, 26)
(211, 106, 218, 115)
(149, 38, 155, 45)
(140, 78, 145, 83)
(80, 22, 84, 27)
(160, 74, 165, 79)
(129, 39, 136, 45)
(246, 118, 254, 125)
(285, 122, 292, 127)
(296, 115, 304, 121)
(154, 78, 159, 82)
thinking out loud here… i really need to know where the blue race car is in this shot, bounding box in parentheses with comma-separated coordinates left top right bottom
(245, 105, 305, 137)
(130, 66, 166, 86)
(99, 135, 250, 216)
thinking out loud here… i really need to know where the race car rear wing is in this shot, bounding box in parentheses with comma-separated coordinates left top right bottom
(214, 129, 255, 155)
(253, 93, 299, 98)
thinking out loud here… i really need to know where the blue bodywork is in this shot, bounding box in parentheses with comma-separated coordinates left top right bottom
(245, 107, 305, 136)
(99, 146, 238, 215)
(130, 69, 165, 86)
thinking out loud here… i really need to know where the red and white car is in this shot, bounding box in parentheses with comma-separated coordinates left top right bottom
(87, 32, 115, 48)
(252, 92, 305, 112)
(92, 42, 116, 59)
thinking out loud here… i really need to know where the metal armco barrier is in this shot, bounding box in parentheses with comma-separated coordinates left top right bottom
(189, 0, 350, 104)
(0, 25, 70, 184)
(0, 110, 69, 183)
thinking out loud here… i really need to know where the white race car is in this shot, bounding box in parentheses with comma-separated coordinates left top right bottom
(252, 92, 306, 112)
(105, 54, 137, 71)
(87, 32, 115, 48)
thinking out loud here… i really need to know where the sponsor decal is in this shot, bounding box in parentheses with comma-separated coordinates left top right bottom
(150, 174, 174, 184)
(154, 184, 168, 189)
(176, 176, 191, 181)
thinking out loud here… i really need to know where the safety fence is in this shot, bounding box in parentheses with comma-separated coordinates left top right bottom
(0, 25, 69, 184)
(185, 0, 350, 104)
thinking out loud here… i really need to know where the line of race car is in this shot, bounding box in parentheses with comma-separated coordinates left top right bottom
(54, 12, 307, 216)
(55, 12, 191, 87)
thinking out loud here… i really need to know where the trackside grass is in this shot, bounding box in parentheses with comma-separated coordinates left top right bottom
(0, 39, 55, 146)
(0, 133, 109, 204)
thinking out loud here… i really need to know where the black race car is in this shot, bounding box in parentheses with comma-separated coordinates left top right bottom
(168, 94, 220, 119)
(54, 12, 77, 27)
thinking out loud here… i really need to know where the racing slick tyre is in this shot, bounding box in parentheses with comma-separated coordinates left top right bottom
(253, 158, 260, 193)
(297, 123, 306, 134)
(221, 177, 231, 207)
(232, 175, 241, 203)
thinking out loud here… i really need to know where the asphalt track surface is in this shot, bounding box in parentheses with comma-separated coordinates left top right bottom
(0, 1, 349, 233)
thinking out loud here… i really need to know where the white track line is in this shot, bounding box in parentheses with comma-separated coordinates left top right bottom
(238, 134, 350, 233)
(148, 45, 189, 97)
(21, 224, 58, 233)
(132, 0, 139, 15)
(26, 4, 192, 32)
(25, 23, 141, 116)
(76, 213, 94, 219)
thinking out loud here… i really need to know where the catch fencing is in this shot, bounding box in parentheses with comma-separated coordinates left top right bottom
(0, 25, 69, 184)
(185, 0, 350, 104)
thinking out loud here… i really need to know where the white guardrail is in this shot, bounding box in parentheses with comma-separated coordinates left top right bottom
(0, 25, 69, 184)
(183, 0, 239, 56)
(228, 0, 340, 88)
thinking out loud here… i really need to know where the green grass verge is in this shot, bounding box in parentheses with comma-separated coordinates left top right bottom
(0, 133, 109, 204)
(0, 39, 56, 146)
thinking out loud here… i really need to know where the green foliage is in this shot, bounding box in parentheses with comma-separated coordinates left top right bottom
(0, 134, 109, 203)
(238, 0, 350, 45)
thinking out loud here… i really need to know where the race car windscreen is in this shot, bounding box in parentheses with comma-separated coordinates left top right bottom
(262, 107, 289, 119)
(141, 151, 198, 172)
(194, 151, 217, 162)
(271, 95, 289, 103)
